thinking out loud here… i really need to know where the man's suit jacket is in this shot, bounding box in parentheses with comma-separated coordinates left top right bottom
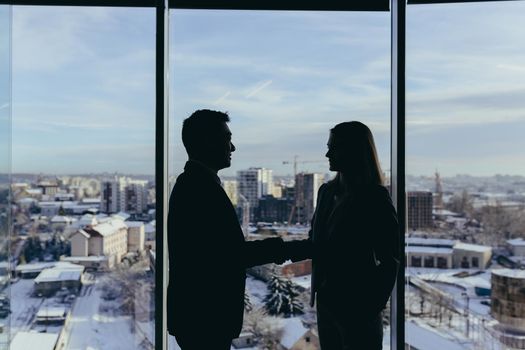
(167, 161, 283, 340)
(290, 181, 399, 320)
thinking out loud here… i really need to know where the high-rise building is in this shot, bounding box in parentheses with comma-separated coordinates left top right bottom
(407, 191, 434, 230)
(255, 195, 294, 223)
(222, 180, 238, 206)
(101, 177, 148, 214)
(294, 172, 324, 224)
(237, 167, 273, 221)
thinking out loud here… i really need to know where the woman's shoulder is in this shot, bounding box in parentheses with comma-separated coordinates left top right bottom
(359, 184, 393, 204)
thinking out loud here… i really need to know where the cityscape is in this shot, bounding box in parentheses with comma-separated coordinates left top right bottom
(1, 2, 525, 350)
(1, 170, 525, 349)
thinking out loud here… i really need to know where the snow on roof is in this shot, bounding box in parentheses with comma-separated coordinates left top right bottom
(81, 198, 101, 204)
(26, 189, 43, 195)
(508, 238, 525, 247)
(34, 262, 84, 283)
(406, 237, 456, 247)
(112, 211, 131, 221)
(405, 321, 468, 350)
(279, 317, 308, 349)
(36, 306, 67, 318)
(75, 230, 90, 239)
(15, 262, 56, 273)
(433, 209, 461, 217)
(10, 331, 59, 350)
(125, 221, 145, 228)
(492, 269, 525, 279)
(406, 246, 453, 255)
(453, 242, 491, 253)
(87, 219, 127, 237)
(61, 256, 107, 262)
(18, 198, 37, 203)
(51, 215, 73, 223)
(39, 201, 77, 207)
(145, 223, 155, 234)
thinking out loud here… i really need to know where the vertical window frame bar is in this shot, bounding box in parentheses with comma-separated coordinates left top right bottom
(390, 0, 406, 349)
(155, 0, 169, 349)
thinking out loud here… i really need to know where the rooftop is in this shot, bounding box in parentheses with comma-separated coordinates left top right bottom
(10, 331, 59, 350)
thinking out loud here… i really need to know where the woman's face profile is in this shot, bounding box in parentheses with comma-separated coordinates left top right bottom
(326, 132, 346, 172)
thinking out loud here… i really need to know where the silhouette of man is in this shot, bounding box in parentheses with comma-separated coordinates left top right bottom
(167, 109, 285, 350)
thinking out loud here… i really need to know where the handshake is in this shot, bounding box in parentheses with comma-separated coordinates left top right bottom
(253, 237, 313, 266)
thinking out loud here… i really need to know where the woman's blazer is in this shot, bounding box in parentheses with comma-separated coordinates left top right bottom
(308, 181, 400, 320)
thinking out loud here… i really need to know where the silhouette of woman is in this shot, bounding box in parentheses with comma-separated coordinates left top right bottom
(287, 121, 399, 350)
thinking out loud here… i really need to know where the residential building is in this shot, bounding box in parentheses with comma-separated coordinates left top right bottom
(33, 262, 84, 296)
(407, 191, 434, 230)
(126, 221, 145, 252)
(294, 173, 324, 224)
(237, 167, 273, 221)
(507, 238, 525, 256)
(69, 218, 128, 268)
(222, 179, 238, 206)
(10, 332, 60, 350)
(255, 195, 294, 223)
(101, 176, 148, 214)
(405, 237, 492, 269)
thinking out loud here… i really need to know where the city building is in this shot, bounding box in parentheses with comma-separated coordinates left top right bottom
(10, 332, 60, 350)
(453, 242, 492, 269)
(407, 191, 434, 230)
(126, 221, 145, 252)
(69, 218, 128, 268)
(507, 238, 525, 256)
(406, 238, 454, 269)
(38, 181, 59, 197)
(255, 195, 294, 223)
(294, 173, 324, 224)
(101, 177, 148, 214)
(222, 179, 238, 206)
(491, 269, 525, 349)
(33, 262, 84, 296)
(405, 237, 492, 269)
(237, 167, 273, 221)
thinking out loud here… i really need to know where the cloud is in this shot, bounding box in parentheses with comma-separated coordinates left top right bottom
(245, 80, 272, 98)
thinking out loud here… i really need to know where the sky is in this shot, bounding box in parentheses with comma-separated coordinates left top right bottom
(1, 2, 524, 177)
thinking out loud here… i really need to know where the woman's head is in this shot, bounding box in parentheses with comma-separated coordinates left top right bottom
(326, 121, 384, 186)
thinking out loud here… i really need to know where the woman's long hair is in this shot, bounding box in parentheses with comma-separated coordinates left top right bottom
(330, 121, 384, 188)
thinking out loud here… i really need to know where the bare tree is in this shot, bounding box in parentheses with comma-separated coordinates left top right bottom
(243, 307, 284, 350)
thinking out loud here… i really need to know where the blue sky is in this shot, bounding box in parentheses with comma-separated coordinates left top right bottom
(1, 3, 525, 177)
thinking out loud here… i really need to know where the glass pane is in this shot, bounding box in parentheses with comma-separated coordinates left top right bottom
(406, 2, 525, 349)
(168, 10, 391, 349)
(0, 6, 11, 350)
(11, 6, 156, 349)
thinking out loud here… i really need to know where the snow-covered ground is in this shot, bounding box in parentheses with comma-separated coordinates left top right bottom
(66, 272, 151, 350)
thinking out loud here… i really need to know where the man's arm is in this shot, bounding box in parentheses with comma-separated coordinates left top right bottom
(242, 237, 286, 268)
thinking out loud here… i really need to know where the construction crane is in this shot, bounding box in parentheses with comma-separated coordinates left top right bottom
(282, 156, 325, 225)
(282, 155, 325, 178)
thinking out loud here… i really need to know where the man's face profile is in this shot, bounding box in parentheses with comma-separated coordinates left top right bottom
(208, 122, 235, 171)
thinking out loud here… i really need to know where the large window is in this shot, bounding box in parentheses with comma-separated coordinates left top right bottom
(0, 5, 11, 350)
(406, 1, 525, 349)
(8, 6, 156, 349)
(168, 9, 391, 349)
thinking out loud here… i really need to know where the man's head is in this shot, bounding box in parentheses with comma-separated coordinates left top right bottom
(182, 109, 236, 171)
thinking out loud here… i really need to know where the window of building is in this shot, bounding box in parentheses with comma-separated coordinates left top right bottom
(168, 7, 391, 349)
(406, 2, 525, 347)
(411, 256, 422, 267)
(423, 256, 434, 268)
(7, 5, 156, 349)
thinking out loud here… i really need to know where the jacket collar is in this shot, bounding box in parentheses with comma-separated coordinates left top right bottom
(184, 160, 221, 185)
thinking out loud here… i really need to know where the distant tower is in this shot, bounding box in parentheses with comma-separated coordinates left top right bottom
(434, 170, 444, 209)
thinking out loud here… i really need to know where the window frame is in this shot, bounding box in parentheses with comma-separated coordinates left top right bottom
(8, 0, 520, 349)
